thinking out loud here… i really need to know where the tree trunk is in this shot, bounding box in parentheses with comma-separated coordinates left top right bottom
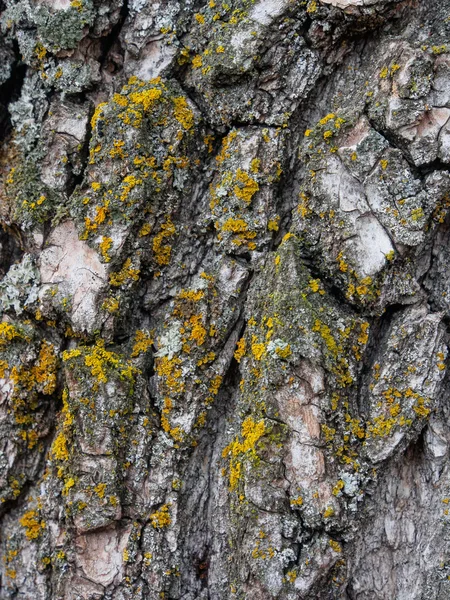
(1, 0, 450, 598)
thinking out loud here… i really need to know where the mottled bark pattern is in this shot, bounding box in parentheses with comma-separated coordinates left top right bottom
(0, 0, 450, 598)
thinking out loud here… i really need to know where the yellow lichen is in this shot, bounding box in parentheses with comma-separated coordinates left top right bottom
(222, 218, 248, 233)
(102, 297, 120, 313)
(222, 417, 266, 491)
(153, 217, 176, 266)
(290, 496, 303, 506)
(32, 341, 58, 395)
(119, 174, 142, 202)
(178, 289, 205, 302)
(109, 258, 140, 287)
(309, 279, 321, 293)
(209, 375, 222, 396)
(129, 87, 163, 112)
(131, 330, 153, 358)
(172, 96, 194, 130)
(63, 340, 136, 388)
(150, 504, 171, 528)
(268, 216, 280, 231)
(358, 322, 369, 346)
(329, 539, 342, 553)
(109, 139, 126, 159)
(139, 223, 152, 237)
(412, 396, 431, 418)
(251, 336, 266, 361)
(99, 236, 113, 262)
(286, 570, 297, 583)
(250, 158, 260, 173)
(91, 102, 108, 130)
(161, 396, 183, 442)
(275, 344, 291, 359)
(62, 477, 75, 496)
(332, 479, 344, 496)
(188, 315, 207, 346)
(432, 45, 447, 55)
(156, 355, 185, 395)
(323, 506, 334, 518)
(410, 207, 424, 221)
(234, 338, 246, 362)
(233, 169, 259, 203)
(216, 131, 238, 164)
(312, 320, 338, 356)
(19, 510, 45, 539)
(0, 322, 22, 347)
(0, 359, 8, 378)
(319, 113, 335, 126)
(94, 483, 106, 499)
(113, 93, 129, 107)
(52, 431, 69, 461)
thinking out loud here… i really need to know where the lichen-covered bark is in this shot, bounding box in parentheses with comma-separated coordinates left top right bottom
(1, 0, 450, 598)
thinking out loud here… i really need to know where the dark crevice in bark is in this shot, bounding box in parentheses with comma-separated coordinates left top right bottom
(0, 40, 26, 143)
(356, 302, 407, 418)
(286, 4, 405, 142)
(176, 391, 233, 594)
(228, 251, 252, 264)
(364, 114, 446, 183)
(416, 211, 450, 314)
(0, 477, 34, 521)
(226, 119, 281, 130)
(292, 251, 365, 315)
(0, 223, 25, 277)
(269, 167, 298, 252)
(324, 280, 366, 314)
(65, 106, 94, 201)
(141, 290, 175, 316)
(98, 0, 129, 71)
(0, 416, 56, 521)
(416, 157, 450, 176)
(172, 276, 252, 593)
(167, 74, 213, 126)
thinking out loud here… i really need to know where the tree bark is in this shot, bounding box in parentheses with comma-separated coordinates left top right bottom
(1, 0, 450, 598)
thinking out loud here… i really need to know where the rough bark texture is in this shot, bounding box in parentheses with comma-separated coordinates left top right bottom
(1, 0, 450, 598)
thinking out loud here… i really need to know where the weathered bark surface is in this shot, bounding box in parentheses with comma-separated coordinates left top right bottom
(1, 0, 450, 598)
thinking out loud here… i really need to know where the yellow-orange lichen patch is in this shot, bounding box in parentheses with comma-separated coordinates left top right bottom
(19, 510, 45, 540)
(109, 258, 140, 287)
(233, 169, 259, 204)
(63, 340, 137, 390)
(172, 96, 194, 130)
(234, 338, 246, 362)
(0, 322, 22, 347)
(150, 504, 171, 528)
(222, 417, 266, 491)
(153, 217, 176, 266)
